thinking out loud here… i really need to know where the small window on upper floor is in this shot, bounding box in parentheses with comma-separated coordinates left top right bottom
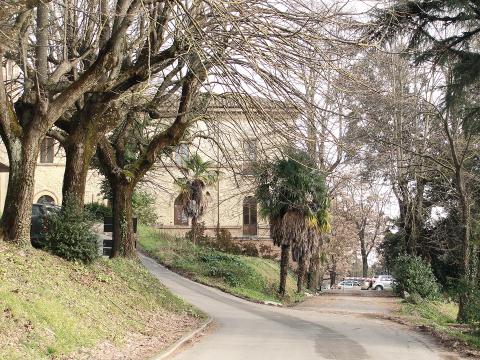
(244, 138, 257, 162)
(242, 139, 257, 175)
(174, 144, 190, 165)
(40, 138, 54, 163)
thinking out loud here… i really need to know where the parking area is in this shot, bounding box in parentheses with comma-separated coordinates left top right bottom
(295, 291, 400, 316)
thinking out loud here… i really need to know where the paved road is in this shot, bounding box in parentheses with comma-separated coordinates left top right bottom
(140, 254, 461, 360)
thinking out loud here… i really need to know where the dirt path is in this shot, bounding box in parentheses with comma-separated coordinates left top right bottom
(296, 290, 401, 316)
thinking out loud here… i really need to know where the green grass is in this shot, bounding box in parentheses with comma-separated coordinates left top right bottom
(139, 226, 303, 304)
(0, 241, 204, 359)
(397, 300, 480, 349)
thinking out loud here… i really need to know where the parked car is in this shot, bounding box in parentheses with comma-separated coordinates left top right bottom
(336, 280, 361, 289)
(361, 278, 373, 290)
(31, 203, 60, 247)
(371, 275, 395, 291)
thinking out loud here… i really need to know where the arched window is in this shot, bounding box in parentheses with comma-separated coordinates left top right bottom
(174, 195, 188, 226)
(243, 196, 257, 236)
(37, 195, 55, 205)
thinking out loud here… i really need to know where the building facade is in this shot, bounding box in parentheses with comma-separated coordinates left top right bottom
(0, 98, 295, 241)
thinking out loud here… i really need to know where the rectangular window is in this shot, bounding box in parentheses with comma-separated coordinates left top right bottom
(40, 138, 54, 163)
(244, 138, 257, 162)
(242, 139, 257, 175)
(175, 144, 190, 165)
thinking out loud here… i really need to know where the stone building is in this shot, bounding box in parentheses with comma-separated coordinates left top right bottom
(0, 95, 296, 241)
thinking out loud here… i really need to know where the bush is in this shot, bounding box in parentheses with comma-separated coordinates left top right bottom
(214, 228, 242, 254)
(43, 201, 99, 263)
(186, 222, 212, 245)
(198, 250, 263, 288)
(393, 254, 439, 300)
(84, 202, 111, 221)
(240, 242, 259, 257)
(450, 280, 480, 325)
(259, 243, 277, 260)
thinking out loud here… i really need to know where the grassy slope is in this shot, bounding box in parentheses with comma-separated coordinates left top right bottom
(397, 301, 480, 350)
(139, 226, 303, 304)
(0, 241, 204, 360)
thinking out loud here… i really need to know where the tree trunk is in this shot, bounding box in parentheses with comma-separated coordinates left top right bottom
(1, 135, 41, 245)
(297, 255, 306, 293)
(359, 229, 368, 277)
(330, 258, 337, 288)
(110, 181, 135, 258)
(62, 132, 98, 211)
(191, 216, 198, 245)
(279, 243, 290, 296)
(307, 251, 320, 291)
(456, 175, 473, 323)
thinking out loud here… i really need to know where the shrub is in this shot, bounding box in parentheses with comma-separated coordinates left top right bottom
(450, 280, 480, 325)
(198, 250, 264, 288)
(84, 202, 111, 221)
(240, 242, 259, 257)
(43, 201, 99, 263)
(186, 222, 211, 244)
(214, 228, 242, 254)
(393, 254, 439, 300)
(259, 243, 277, 260)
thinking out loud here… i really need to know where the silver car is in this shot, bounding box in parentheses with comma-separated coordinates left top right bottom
(372, 275, 395, 291)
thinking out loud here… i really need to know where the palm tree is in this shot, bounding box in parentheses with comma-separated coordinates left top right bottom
(255, 150, 329, 295)
(176, 154, 218, 244)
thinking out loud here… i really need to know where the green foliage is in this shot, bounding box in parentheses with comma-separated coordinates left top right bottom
(211, 228, 242, 254)
(139, 226, 302, 304)
(180, 153, 218, 186)
(255, 151, 326, 222)
(98, 181, 158, 225)
(175, 154, 218, 229)
(450, 280, 480, 325)
(84, 202, 111, 221)
(255, 149, 327, 223)
(240, 242, 259, 257)
(132, 190, 158, 225)
(185, 222, 212, 245)
(43, 200, 99, 263)
(398, 300, 480, 349)
(393, 254, 440, 300)
(199, 251, 261, 288)
(0, 241, 202, 359)
(259, 243, 277, 260)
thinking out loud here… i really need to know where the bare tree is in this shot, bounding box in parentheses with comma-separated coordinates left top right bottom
(339, 180, 388, 277)
(0, 0, 351, 246)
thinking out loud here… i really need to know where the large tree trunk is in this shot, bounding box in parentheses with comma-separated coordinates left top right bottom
(307, 252, 320, 291)
(110, 181, 136, 258)
(191, 216, 198, 245)
(279, 243, 290, 296)
(1, 135, 41, 245)
(329, 257, 337, 288)
(456, 173, 473, 323)
(359, 229, 368, 277)
(297, 255, 306, 293)
(62, 130, 98, 211)
(361, 254, 368, 278)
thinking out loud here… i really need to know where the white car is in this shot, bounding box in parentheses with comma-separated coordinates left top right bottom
(371, 275, 395, 291)
(336, 280, 361, 289)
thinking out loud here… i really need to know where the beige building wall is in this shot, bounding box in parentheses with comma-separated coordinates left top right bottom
(0, 142, 105, 211)
(0, 98, 295, 239)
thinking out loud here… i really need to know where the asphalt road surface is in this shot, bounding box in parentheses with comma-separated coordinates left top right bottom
(140, 254, 462, 360)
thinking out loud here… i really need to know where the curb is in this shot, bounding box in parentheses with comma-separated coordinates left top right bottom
(149, 318, 213, 360)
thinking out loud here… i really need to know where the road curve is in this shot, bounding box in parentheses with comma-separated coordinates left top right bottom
(140, 254, 460, 360)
